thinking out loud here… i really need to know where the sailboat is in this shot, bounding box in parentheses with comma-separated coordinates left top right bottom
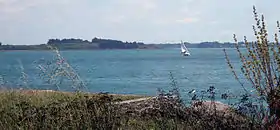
(181, 41, 190, 56)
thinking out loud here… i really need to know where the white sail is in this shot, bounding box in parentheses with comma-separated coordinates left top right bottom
(181, 42, 190, 56)
(181, 44, 186, 53)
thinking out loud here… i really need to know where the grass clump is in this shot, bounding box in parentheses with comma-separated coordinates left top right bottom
(0, 90, 141, 129)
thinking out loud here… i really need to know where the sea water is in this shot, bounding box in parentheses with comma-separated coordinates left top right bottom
(0, 48, 253, 102)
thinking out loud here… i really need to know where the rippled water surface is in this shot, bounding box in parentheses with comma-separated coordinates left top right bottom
(0, 48, 250, 100)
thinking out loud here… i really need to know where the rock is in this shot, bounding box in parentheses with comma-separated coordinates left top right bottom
(191, 100, 231, 112)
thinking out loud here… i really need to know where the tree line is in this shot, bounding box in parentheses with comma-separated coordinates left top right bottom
(47, 37, 145, 49)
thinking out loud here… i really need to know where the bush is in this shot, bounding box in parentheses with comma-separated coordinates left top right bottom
(224, 6, 280, 126)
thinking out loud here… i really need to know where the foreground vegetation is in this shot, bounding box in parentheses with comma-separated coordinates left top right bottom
(224, 6, 280, 128)
(0, 89, 261, 129)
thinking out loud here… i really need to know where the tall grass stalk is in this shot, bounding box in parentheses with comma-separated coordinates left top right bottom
(17, 59, 29, 89)
(224, 6, 280, 124)
(37, 45, 87, 92)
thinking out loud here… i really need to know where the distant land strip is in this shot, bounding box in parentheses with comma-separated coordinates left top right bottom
(0, 37, 246, 50)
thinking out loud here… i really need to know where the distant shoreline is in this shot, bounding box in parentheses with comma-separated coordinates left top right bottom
(0, 37, 244, 51)
(0, 47, 239, 52)
(0, 47, 161, 51)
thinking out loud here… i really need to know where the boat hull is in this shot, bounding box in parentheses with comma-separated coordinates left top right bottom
(181, 52, 190, 56)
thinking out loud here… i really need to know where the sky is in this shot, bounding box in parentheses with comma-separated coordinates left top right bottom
(0, 0, 279, 45)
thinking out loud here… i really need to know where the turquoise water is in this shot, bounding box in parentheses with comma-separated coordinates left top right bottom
(0, 48, 251, 100)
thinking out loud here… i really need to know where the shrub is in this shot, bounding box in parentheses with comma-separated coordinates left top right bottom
(224, 6, 280, 125)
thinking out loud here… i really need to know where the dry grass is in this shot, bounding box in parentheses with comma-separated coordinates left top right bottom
(0, 90, 260, 129)
(0, 89, 148, 105)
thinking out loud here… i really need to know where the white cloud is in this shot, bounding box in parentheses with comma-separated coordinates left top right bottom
(176, 17, 199, 23)
(116, 0, 157, 10)
(106, 15, 127, 23)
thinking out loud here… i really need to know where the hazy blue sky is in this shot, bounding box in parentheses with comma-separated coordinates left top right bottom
(0, 0, 279, 45)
